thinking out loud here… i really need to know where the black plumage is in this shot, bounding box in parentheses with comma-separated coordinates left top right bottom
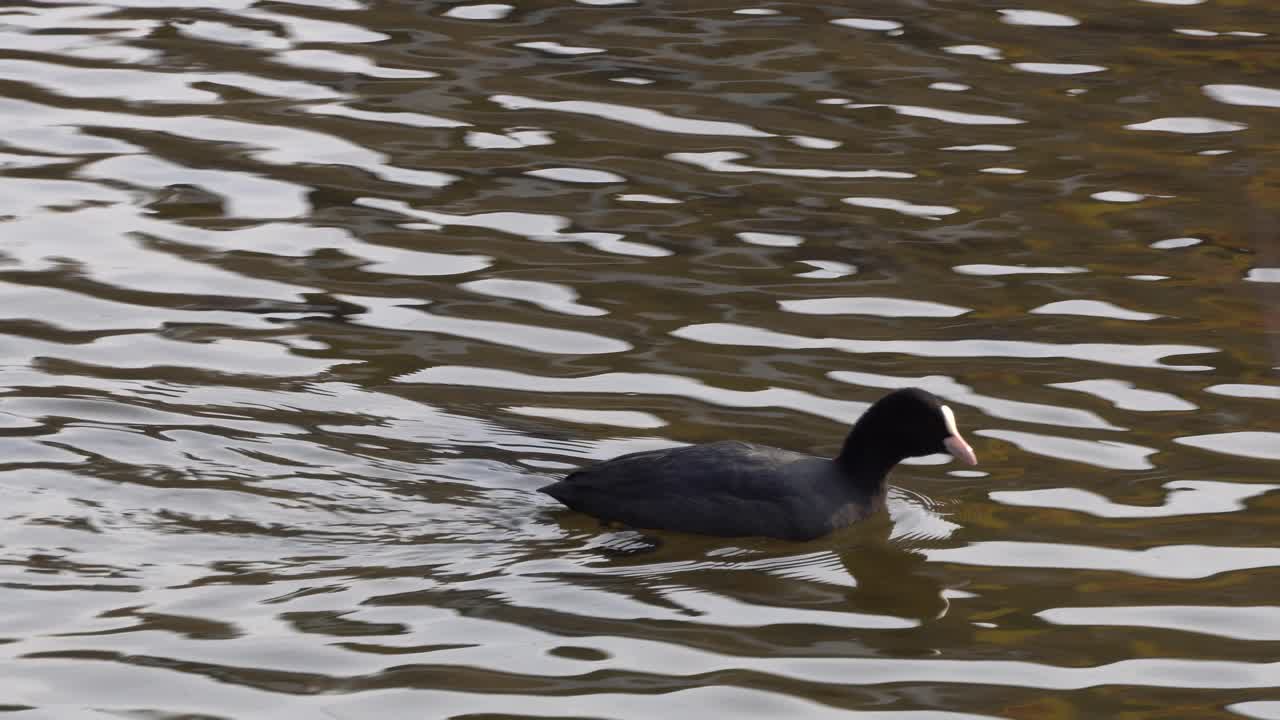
(539, 387, 977, 541)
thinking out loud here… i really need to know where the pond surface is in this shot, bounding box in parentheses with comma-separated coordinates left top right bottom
(1, 0, 1279, 717)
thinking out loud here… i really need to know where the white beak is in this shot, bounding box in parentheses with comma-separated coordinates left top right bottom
(944, 435, 978, 466)
(940, 405, 978, 465)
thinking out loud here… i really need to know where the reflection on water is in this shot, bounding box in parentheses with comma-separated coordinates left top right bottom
(0, 0, 1277, 717)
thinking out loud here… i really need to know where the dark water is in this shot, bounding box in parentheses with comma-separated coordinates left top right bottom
(1, 0, 1278, 717)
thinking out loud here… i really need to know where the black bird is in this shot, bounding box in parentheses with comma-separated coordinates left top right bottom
(539, 387, 977, 541)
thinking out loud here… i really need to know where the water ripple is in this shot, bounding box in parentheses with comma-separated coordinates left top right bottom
(398, 365, 868, 424)
(670, 151, 910, 179)
(846, 103, 1025, 125)
(672, 323, 1219, 370)
(927, 543, 1280, 580)
(992, 480, 1277, 518)
(1038, 605, 1280, 641)
(2, 0, 1278, 716)
(491, 95, 775, 137)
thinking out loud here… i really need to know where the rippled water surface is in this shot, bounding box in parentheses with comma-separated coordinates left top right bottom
(1, 0, 1279, 717)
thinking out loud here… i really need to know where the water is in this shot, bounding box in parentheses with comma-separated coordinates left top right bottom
(0, 0, 1277, 717)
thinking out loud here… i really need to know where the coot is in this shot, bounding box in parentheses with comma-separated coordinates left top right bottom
(539, 387, 976, 540)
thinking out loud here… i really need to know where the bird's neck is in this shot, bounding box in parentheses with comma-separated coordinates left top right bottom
(834, 425, 902, 493)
